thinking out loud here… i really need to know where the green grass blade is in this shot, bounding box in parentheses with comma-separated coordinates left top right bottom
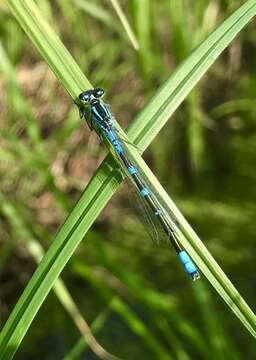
(127, 0, 256, 149)
(5, 0, 91, 99)
(0, 194, 120, 360)
(131, 0, 152, 86)
(1, 0, 256, 358)
(109, 0, 139, 50)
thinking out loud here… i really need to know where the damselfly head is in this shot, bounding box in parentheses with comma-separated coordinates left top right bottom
(79, 90, 92, 102)
(79, 88, 104, 103)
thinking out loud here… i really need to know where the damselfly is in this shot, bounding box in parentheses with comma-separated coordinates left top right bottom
(78, 88, 200, 281)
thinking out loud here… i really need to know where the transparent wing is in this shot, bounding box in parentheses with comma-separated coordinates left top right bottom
(100, 123, 200, 280)
(125, 176, 161, 244)
(109, 135, 172, 245)
(114, 129, 142, 153)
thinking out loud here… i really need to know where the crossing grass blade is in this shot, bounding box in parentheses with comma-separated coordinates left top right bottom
(0, 194, 122, 360)
(4, 0, 91, 99)
(1, 0, 256, 358)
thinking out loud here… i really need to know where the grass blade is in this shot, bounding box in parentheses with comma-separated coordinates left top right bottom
(5, 0, 91, 99)
(0, 194, 121, 360)
(109, 0, 139, 50)
(127, 0, 256, 148)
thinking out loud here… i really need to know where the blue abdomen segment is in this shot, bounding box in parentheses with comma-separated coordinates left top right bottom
(128, 165, 138, 175)
(178, 250, 200, 281)
(106, 130, 123, 154)
(140, 187, 150, 197)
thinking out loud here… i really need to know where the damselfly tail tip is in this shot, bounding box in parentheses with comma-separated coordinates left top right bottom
(191, 271, 200, 281)
(178, 250, 200, 281)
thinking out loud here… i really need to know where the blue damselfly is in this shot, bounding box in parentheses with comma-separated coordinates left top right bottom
(78, 88, 200, 281)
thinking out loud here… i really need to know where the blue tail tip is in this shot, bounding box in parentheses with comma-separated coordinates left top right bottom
(190, 271, 200, 281)
(178, 250, 200, 281)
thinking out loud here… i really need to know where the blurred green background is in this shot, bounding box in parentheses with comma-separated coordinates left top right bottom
(0, 0, 255, 359)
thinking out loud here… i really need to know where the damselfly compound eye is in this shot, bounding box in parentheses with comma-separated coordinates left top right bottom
(93, 88, 104, 98)
(79, 91, 91, 102)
